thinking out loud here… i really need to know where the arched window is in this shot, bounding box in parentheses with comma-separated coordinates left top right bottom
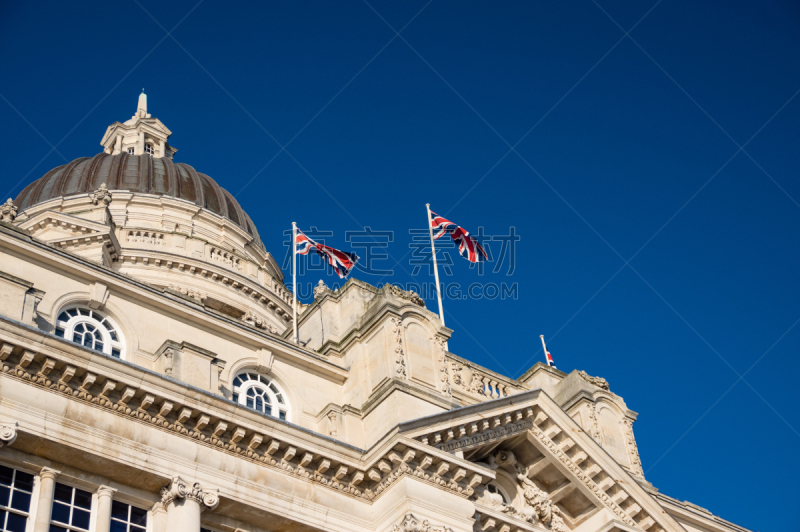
(55, 307, 125, 359)
(232, 372, 290, 421)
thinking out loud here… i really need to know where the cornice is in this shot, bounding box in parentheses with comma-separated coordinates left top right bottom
(0, 323, 492, 505)
(0, 226, 345, 381)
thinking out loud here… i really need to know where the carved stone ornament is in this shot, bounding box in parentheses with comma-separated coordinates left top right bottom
(623, 419, 644, 477)
(163, 348, 174, 375)
(390, 317, 407, 379)
(0, 422, 18, 447)
(385, 284, 425, 307)
(578, 370, 609, 390)
(243, 310, 278, 334)
(0, 199, 18, 223)
(491, 462, 566, 532)
(391, 513, 453, 532)
(435, 337, 451, 396)
(91, 183, 112, 205)
(168, 284, 207, 303)
(313, 279, 329, 298)
(160, 476, 219, 511)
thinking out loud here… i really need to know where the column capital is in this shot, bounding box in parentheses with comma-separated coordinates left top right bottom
(96, 485, 117, 498)
(39, 467, 60, 481)
(0, 422, 17, 447)
(160, 476, 219, 511)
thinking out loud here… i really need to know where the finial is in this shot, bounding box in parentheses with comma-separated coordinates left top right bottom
(142, 88, 145, 93)
(137, 90, 148, 115)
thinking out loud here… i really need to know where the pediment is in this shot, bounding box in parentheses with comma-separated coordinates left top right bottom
(18, 211, 120, 263)
(399, 391, 682, 532)
(19, 210, 112, 240)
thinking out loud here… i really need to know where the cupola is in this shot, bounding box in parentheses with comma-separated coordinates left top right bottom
(99, 90, 177, 158)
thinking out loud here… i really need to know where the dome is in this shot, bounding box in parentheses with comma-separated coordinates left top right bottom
(14, 153, 265, 251)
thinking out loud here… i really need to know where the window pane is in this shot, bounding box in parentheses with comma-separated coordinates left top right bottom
(131, 526, 146, 532)
(109, 331, 118, 341)
(57, 312, 69, 322)
(110, 520, 127, 532)
(53, 484, 72, 503)
(15, 472, 33, 492)
(10, 490, 31, 511)
(0, 485, 9, 506)
(111, 348, 121, 359)
(130, 506, 147, 525)
(49, 525, 68, 532)
(6, 512, 27, 532)
(72, 508, 90, 529)
(73, 489, 92, 510)
(51, 502, 70, 523)
(111, 500, 128, 521)
(55, 328, 65, 338)
(0, 466, 11, 486)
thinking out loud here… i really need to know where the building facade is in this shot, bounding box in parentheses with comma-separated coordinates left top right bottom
(0, 96, 749, 532)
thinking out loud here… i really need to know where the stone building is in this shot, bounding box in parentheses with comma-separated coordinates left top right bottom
(0, 95, 749, 532)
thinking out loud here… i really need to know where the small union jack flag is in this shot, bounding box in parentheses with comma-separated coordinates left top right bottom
(545, 350, 556, 369)
(295, 229, 359, 279)
(429, 210, 489, 263)
(540, 335, 556, 369)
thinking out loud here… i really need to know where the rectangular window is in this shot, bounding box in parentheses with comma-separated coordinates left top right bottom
(50, 483, 92, 531)
(127, 148, 134, 155)
(144, 144, 154, 155)
(0, 464, 33, 532)
(110, 501, 146, 532)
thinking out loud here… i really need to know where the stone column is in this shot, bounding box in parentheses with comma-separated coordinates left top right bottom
(150, 501, 167, 532)
(160, 477, 219, 532)
(95, 486, 117, 532)
(32, 468, 60, 532)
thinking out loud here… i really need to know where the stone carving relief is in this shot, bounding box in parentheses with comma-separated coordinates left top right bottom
(313, 279, 329, 298)
(473, 450, 566, 532)
(327, 411, 338, 437)
(243, 310, 278, 334)
(0, 199, 18, 223)
(622, 419, 644, 477)
(391, 513, 453, 532)
(588, 403, 601, 441)
(0, 422, 17, 447)
(210, 247, 241, 270)
(385, 284, 425, 307)
(127, 230, 165, 245)
(435, 337, 451, 396)
(160, 476, 219, 511)
(168, 284, 207, 303)
(163, 348, 175, 375)
(390, 317, 407, 379)
(578, 370, 609, 390)
(91, 183, 112, 205)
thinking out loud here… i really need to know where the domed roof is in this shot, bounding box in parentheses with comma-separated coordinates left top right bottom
(14, 153, 265, 251)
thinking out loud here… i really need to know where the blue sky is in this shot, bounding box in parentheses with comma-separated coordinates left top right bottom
(1, 1, 798, 529)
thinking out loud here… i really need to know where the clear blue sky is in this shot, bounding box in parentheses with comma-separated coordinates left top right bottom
(1, 1, 798, 530)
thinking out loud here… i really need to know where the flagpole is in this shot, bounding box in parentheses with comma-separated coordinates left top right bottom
(540, 335, 548, 363)
(292, 222, 299, 345)
(426, 204, 446, 333)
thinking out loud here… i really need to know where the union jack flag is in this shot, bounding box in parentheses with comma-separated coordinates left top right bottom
(429, 210, 489, 263)
(546, 350, 556, 369)
(295, 229, 359, 279)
